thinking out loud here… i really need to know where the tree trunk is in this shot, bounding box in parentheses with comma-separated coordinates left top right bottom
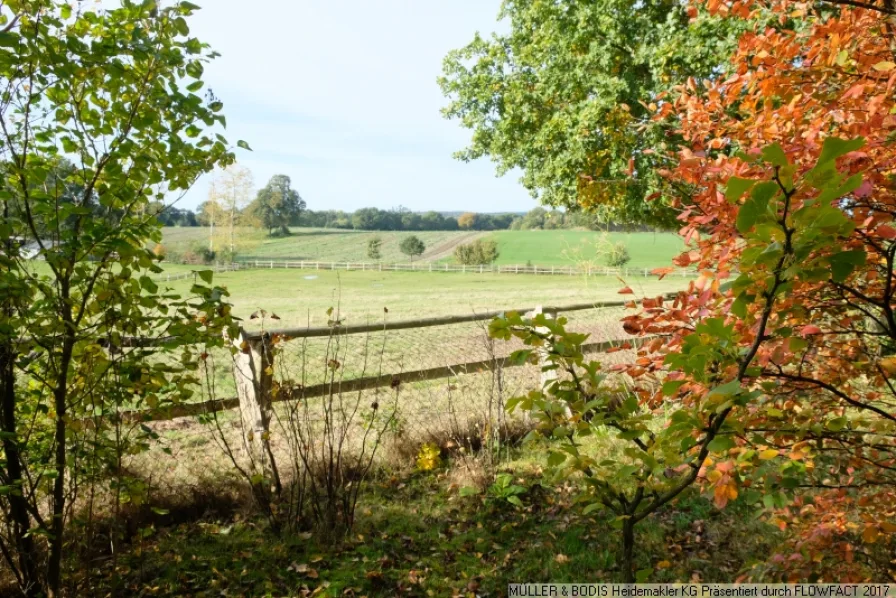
(621, 517, 636, 583)
(46, 308, 75, 598)
(0, 344, 42, 597)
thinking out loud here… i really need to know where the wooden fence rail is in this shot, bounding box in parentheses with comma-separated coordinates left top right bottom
(117, 299, 662, 465)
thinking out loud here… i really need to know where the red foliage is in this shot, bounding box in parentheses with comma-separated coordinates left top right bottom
(618, 0, 896, 579)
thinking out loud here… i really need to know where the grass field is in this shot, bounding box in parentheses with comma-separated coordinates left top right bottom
(161, 227, 479, 263)
(164, 268, 685, 327)
(161, 227, 687, 268)
(482, 230, 686, 268)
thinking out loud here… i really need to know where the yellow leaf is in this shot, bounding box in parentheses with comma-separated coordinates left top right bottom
(879, 355, 896, 375)
(657, 560, 672, 569)
(880, 521, 896, 534)
(862, 524, 880, 544)
(759, 449, 779, 460)
(873, 61, 896, 72)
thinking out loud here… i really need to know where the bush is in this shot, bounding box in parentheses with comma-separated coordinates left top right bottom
(367, 236, 382, 261)
(603, 241, 630, 267)
(454, 239, 499, 265)
(197, 247, 216, 264)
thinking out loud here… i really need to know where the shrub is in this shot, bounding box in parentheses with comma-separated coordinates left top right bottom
(197, 247, 216, 264)
(603, 241, 630, 267)
(454, 239, 499, 265)
(367, 236, 383, 261)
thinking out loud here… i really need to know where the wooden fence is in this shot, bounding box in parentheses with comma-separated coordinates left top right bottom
(123, 299, 656, 466)
(155, 260, 696, 282)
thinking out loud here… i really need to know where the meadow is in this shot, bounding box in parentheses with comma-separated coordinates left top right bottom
(163, 268, 685, 328)
(482, 230, 687, 268)
(161, 227, 688, 268)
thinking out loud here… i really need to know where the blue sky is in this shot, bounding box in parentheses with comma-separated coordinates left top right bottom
(181, 0, 539, 214)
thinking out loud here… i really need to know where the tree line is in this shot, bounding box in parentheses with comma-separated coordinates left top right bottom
(171, 191, 659, 234)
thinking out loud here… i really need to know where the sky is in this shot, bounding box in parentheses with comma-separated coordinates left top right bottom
(180, 0, 539, 214)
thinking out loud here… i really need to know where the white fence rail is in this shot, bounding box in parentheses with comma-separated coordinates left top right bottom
(157, 260, 695, 281)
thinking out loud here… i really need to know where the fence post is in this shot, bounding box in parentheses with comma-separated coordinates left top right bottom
(231, 329, 278, 485)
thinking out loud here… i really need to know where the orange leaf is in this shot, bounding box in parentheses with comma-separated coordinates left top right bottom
(618, 286, 634, 295)
(877, 225, 896, 239)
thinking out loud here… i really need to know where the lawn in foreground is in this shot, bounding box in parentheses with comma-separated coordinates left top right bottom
(91, 452, 779, 596)
(484, 230, 687, 268)
(161, 268, 687, 328)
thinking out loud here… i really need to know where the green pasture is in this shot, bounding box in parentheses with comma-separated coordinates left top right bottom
(161, 227, 472, 263)
(160, 227, 687, 268)
(482, 230, 687, 268)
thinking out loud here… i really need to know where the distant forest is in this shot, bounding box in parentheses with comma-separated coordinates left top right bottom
(158, 205, 658, 232)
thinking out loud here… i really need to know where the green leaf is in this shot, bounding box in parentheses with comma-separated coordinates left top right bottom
(547, 451, 567, 467)
(506, 495, 523, 507)
(197, 270, 213, 284)
(0, 33, 17, 47)
(829, 250, 866, 283)
(815, 137, 865, 167)
(707, 435, 735, 453)
(173, 17, 190, 36)
(736, 182, 778, 233)
(707, 380, 741, 400)
(761, 143, 788, 167)
(826, 417, 848, 432)
(724, 177, 757, 203)
(636, 568, 653, 583)
(459, 486, 479, 497)
(237, 140, 252, 151)
(617, 465, 639, 477)
(662, 380, 685, 396)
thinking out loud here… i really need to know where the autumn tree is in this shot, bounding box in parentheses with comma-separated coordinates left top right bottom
(198, 196, 226, 253)
(208, 163, 255, 259)
(492, 0, 896, 581)
(457, 211, 478, 230)
(0, 1, 239, 595)
(439, 0, 751, 227)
